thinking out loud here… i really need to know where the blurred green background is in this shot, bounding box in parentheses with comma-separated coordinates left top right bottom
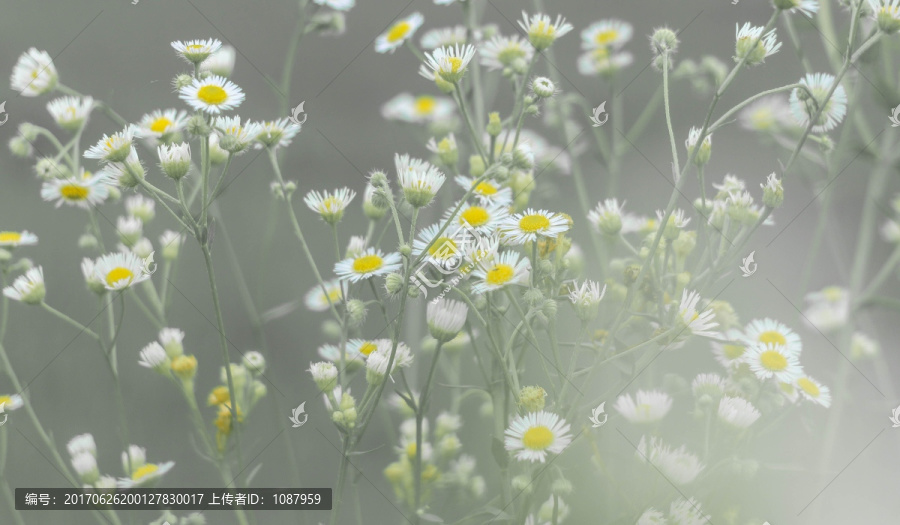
(1, 0, 899, 523)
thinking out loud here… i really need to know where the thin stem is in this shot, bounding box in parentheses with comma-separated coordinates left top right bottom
(40, 303, 101, 340)
(453, 83, 487, 162)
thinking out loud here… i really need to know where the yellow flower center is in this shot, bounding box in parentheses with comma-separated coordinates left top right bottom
(486, 264, 514, 285)
(497, 45, 526, 65)
(758, 331, 787, 346)
(723, 344, 745, 360)
(131, 464, 158, 481)
(105, 267, 134, 286)
(429, 237, 457, 259)
(519, 214, 551, 233)
(0, 232, 22, 243)
(533, 21, 555, 37)
(359, 342, 377, 356)
(387, 21, 411, 43)
(822, 287, 843, 301)
(0, 395, 11, 406)
(460, 207, 489, 227)
(150, 117, 172, 133)
(208, 386, 230, 406)
(319, 196, 340, 213)
(522, 426, 554, 450)
(60, 184, 89, 201)
(759, 350, 788, 371)
(474, 181, 498, 195)
(595, 29, 618, 45)
(352, 254, 383, 274)
(171, 355, 197, 374)
(414, 96, 436, 115)
(321, 289, 341, 304)
(447, 56, 463, 73)
(797, 377, 820, 397)
(197, 85, 228, 105)
(187, 44, 205, 51)
(405, 442, 417, 458)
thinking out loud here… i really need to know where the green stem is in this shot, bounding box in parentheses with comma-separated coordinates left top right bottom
(40, 303, 101, 340)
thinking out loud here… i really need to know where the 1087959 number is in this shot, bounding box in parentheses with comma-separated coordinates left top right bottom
(272, 492, 322, 506)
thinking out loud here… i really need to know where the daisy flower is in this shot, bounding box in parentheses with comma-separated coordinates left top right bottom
(745, 342, 802, 382)
(587, 198, 625, 235)
(40, 171, 112, 209)
(118, 447, 174, 488)
(635, 436, 704, 485)
(850, 332, 880, 359)
(636, 509, 667, 525)
(381, 93, 455, 123)
(334, 248, 402, 282)
(675, 289, 719, 338)
(179, 75, 245, 115)
(375, 12, 424, 54)
(412, 222, 464, 269)
(454, 176, 512, 205)
(170, 38, 222, 64)
(116, 216, 143, 247)
(471, 250, 530, 294)
(691, 373, 725, 399)
(347, 338, 386, 359)
(0, 394, 24, 413)
(3, 267, 45, 304)
(614, 390, 673, 423)
(684, 126, 712, 165)
(313, 0, 355, 11)
(304, 279, 344, 312)
(739, 95, 794, 132)
(577, 48, 634, 76)
(396, 154, 446, 208)
(426, 133, 458, 166)
(254, 118, 301, 149)
(10, 48, 58, 96)
(581, 19, 633, 50)
(734, 23, 782, 65)
(498, 208, 569, 245)
(309, 361, 339, 391)
(0, 230, 38, 248)
(790, 73, 847, 133)
(157, 142, 192, 180)
(479, 34, 534, 71)
(138, 342, 169, 373)
(199, 45, 236, 77)
(125, 194, 155, 222)
(72, 453, 99, 484)
(795, 375, 831, 407)
(868, 0, 900, 33)
(444, 201, 508, 234)
(567, 280, 606, 321)
(317, 344, 364, 369)
(711, 330, 749, 368)
(303, 188, 356, 224)
(46, 96, 93, 132)
(518, 11, 573, 51)
(504, 410, 572, 463)
(136, 109, 188, 144)
(92, 251, 153, 291)
(742, 318, 802, 356)
(67, 434, 97, 458)
(423, 44, 477, 84)
(803, 286, 849, 331)
(84, 126, 137, 163)
(717, 396, 761, 428)
(881, 219, 900, 243)
(366, 340, 414, 380)
(774, 0, 819, 16)
(427, 298, 468, 342)
(420, 25, 468, 50)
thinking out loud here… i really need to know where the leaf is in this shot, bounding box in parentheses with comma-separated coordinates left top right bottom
(490, 436, 509, 469)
